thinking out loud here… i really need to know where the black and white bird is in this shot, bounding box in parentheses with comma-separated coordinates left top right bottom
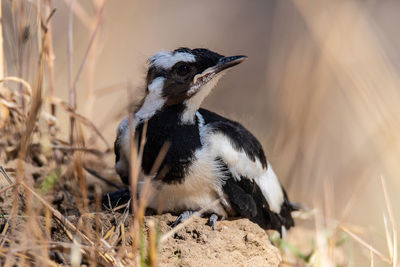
(114, 48, 294, 233)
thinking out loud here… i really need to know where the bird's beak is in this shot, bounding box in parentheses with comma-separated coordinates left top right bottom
(193, 55, 247, 85)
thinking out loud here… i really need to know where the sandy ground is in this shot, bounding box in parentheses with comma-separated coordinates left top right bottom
(150, 214, 281, 267)
(0, 159, 282, 266)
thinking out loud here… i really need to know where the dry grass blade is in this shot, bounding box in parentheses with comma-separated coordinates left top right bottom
(15, 175, 124, 266)
(63, 0, 92, 29)
(52, 145, 103, 156)
(0, 184, 15, 195)
(150, 142, 171, 176)
(148, 219, 158, 267)
(67, 0, 75, 144)
(370, 250, 374, 267)
(19, 181, 94, 245)
(47, 97, 111, 149)
(8, 9, 46, 240)
(65, 108, 110, 149)
(339, 225, 390, 264)
(71, 0, 106, 102)
(0, 76, 32, 95)
(43, 0, 56, 117)
(0, 166, 14, 184)
(383, 215, 393, 263)
(380, 176, 398, 266)
(0, 0, 4, 84)
(94, 82, 126, 98)
(103, 226, 115, 241)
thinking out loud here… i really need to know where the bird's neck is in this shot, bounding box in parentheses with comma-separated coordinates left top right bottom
(180, 101, 200, 124)
(135, 74, 221, 125)
(134, 93, 201, 126)
(180, 75, 222, 124)
(135, 103, 187, 127)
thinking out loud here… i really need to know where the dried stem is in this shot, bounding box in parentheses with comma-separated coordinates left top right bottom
(68, 0, 106, 144)
(43, 0, 56, 117)
(0, 0, 4, 84)
(68, 0, 75, 144)
(71, 0, 106, 96)
(148, 219, 158, 267)
(63, 0, 92, 29)
(380, 176, 398, 266)
(339, 225, 390, 264)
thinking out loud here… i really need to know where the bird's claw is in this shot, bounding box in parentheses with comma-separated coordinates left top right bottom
(172, 210, 194, 227)
(173, 211, 220, 230)
(208, 213, 219, 230)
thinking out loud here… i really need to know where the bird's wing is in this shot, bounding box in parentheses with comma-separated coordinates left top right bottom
(198, 109, 294, 230)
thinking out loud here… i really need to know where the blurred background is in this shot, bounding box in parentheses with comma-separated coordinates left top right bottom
(3, 0, 400, 265)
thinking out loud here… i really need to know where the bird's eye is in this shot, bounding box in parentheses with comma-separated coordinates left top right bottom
(176, 63, 190, 76)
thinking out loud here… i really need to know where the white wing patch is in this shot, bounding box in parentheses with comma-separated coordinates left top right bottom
(149, 50, 195, 69)
(255, 161, 285, 214)
(203, 130, 284, 214)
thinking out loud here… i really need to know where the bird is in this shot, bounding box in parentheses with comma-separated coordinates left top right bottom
(114, 47, 295, 233)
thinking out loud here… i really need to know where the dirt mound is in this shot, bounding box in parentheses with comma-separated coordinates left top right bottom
(0, 159, 282, 266)
(152, 214, 281, 267)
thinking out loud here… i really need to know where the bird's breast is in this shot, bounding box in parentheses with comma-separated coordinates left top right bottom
(146, 146, 229, 216)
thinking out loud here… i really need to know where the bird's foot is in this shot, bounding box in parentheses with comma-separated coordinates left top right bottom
(172, 211, 221, 230)
(208, 213, 219, 230)
(172, 210, 194, 227)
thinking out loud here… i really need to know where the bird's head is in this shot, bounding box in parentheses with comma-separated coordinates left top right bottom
(136, 48, 247, 123)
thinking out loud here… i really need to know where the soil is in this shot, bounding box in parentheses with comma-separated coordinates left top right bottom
(0, 157, 283, 266)
(0, 188, 282, 266)
(151, 214, 281, 267)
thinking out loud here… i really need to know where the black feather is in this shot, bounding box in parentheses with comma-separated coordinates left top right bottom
(199, 108, 267, 168)
(223, 175, 294, 232)
(114, 135, 121, 164)
(136, 104, 202, 184)
(200, 109, 294, 231)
